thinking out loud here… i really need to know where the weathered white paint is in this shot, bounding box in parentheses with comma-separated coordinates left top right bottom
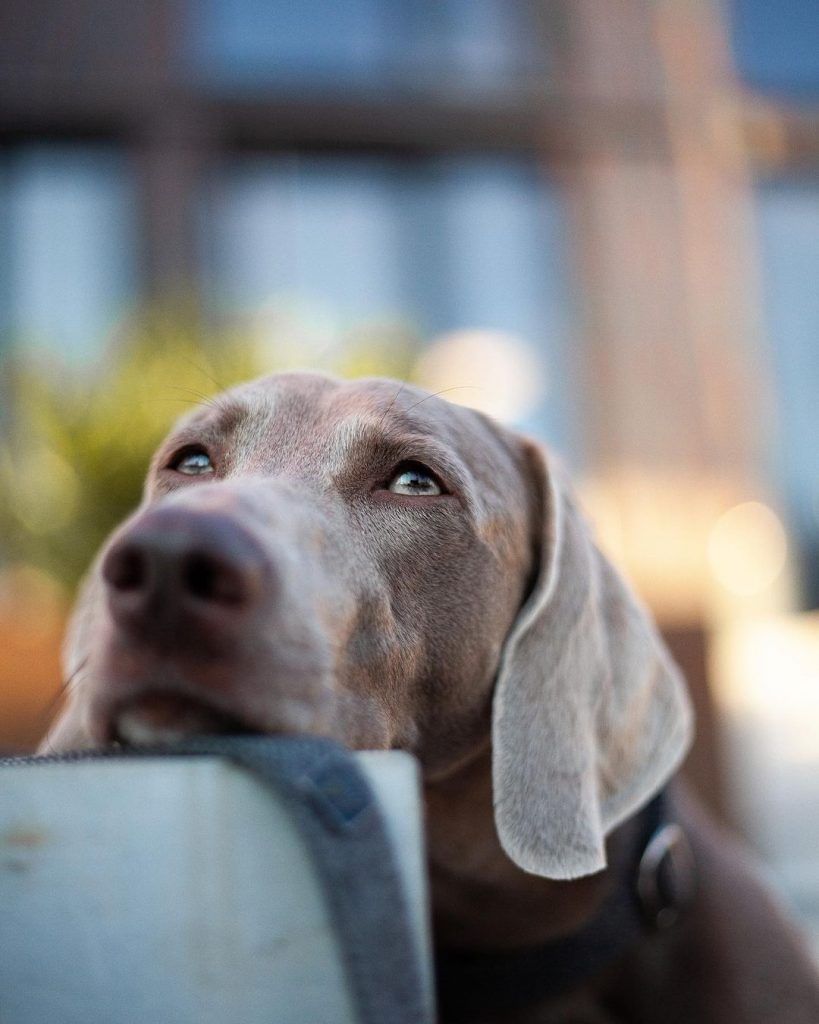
(0, 752, 432, 1024)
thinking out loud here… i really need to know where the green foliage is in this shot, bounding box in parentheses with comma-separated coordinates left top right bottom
(0, 310, 417, 590)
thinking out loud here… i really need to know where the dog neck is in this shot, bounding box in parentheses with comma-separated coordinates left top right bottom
(424, 746, 696, 1021)
(424, 744, 630, 949)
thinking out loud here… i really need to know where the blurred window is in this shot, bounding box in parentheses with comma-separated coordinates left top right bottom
(200, 154, 573, 447)
(754, 181, 819, 605)
(730, 0, 819, 607)
(0, 147, 138, 361)
(731, 0, 819, 96)
(187, 0, 547, 96)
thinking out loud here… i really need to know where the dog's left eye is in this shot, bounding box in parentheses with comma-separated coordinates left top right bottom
(387, 463, 443, 496)
(170, 448, 215, 476)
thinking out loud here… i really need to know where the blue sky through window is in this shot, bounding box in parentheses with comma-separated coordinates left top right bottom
(754, 182, 819, 554)
(200, 154, 574, 448)
(731, 0, 819, 96)
(187, 0, 544, 95)
(0, 147, 137, 361)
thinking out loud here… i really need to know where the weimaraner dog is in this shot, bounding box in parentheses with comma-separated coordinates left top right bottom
(43, 372, 819, 1023)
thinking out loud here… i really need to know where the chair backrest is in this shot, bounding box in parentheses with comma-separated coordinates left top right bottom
(0, 738, 433, 1024)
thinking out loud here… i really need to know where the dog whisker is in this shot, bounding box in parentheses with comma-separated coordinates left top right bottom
(403, 385, 480, 416)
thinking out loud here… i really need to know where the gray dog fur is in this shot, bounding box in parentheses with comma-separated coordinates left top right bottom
(43, 372, 819, 1023)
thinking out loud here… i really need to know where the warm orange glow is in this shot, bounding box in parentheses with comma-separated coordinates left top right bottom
(0, 565, 67, 751)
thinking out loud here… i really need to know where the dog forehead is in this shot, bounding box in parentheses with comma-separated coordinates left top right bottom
(209, 372, 506, 477)
(235, 372, 466, 431)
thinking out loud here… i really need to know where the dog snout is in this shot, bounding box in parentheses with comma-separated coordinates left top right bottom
(102, 507, 270, 647)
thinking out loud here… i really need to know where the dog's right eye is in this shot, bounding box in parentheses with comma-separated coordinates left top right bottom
(169, 448, 215, 476)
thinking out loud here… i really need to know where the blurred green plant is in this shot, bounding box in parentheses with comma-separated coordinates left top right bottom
(0, 307, 418, 591)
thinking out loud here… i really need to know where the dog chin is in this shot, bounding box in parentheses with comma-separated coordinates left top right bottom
(111, 691, 259, 746)
(110, 692, 340, 747)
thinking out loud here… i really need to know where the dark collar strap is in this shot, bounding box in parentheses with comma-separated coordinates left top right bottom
(434, 790, 697, 1021)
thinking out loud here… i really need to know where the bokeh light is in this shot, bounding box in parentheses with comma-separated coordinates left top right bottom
(412, 329, 545, 424)
(707, 501, 788, 598)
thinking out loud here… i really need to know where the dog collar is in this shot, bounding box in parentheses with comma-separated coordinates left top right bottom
(434, 790, 697, 1021)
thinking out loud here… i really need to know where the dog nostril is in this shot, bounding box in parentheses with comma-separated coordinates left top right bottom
(182, 552, 247, 604)
(104, 546, 147, 592)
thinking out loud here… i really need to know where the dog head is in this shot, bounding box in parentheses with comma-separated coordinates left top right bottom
(44, 372, 692, 879)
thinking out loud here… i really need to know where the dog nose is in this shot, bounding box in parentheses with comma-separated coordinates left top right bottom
(102, 507, 269, 644)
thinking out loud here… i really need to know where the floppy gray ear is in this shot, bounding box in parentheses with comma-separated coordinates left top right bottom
(492, 444, 694, 880)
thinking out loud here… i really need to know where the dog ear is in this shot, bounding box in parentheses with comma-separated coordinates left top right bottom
(492, 442, 693, 880)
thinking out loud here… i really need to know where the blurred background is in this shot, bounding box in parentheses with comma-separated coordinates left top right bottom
(1, 0, 818, 952)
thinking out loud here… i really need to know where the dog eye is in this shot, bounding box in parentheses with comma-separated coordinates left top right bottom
(387, 463, 443, 496)
(170, 448, 214, 476)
